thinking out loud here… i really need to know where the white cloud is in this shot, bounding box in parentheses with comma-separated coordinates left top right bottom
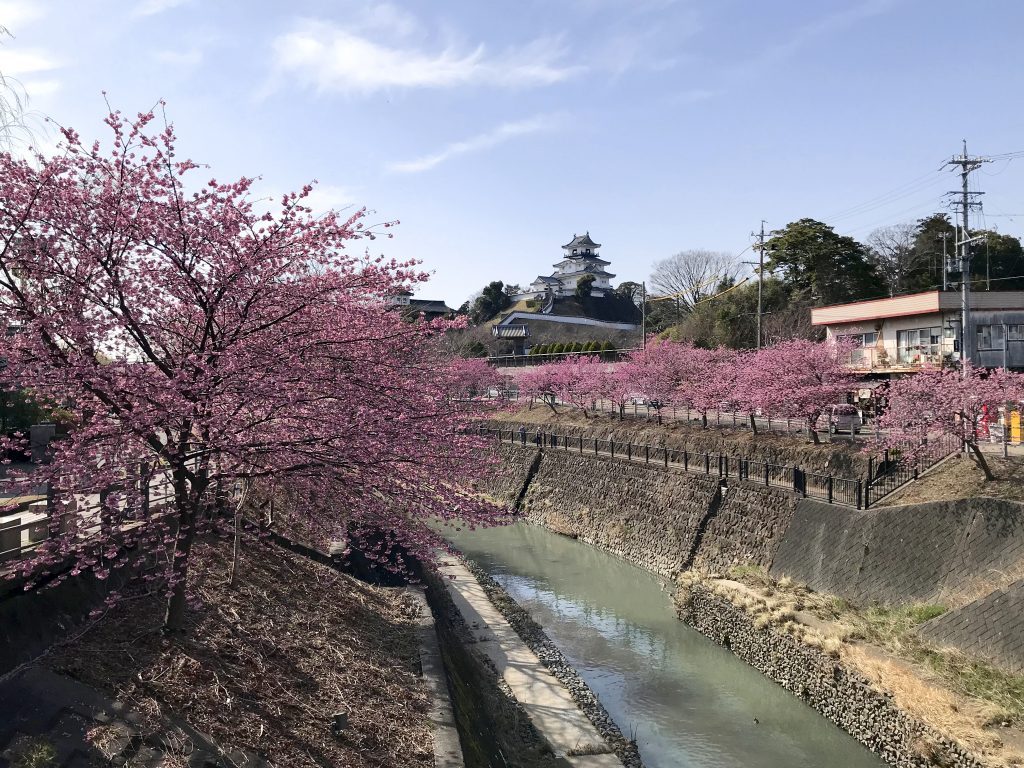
(387, 115, 561, 174)
(0, 1, 45, 31)
(0, 48, 59, 76)
(302, 184, 358, 214)
(737, 0, 899, 74)
(133, 0, 192, 18)
(270, 19, 581, 95)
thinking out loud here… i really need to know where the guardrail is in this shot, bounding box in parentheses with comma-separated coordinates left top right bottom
(479, 425, 868, 508)
(0, 459, 202, 564)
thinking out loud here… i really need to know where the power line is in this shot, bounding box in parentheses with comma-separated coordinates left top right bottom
(818, 168, 945, 222)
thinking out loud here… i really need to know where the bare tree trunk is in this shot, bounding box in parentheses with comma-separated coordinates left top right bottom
(749, 413, 758, 435)
(701, 412, 708, 429)
(229, 481, 249, 587)
(164, 465, 205, 634)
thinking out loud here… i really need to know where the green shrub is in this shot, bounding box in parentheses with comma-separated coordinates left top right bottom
(550, 343, 564, 354)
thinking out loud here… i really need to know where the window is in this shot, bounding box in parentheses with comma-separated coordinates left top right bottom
(978, 324, 1007, 350)
(897, 326, 943, 363)
(1009, 324, 1024, 341)
(839, 332, 877, 347)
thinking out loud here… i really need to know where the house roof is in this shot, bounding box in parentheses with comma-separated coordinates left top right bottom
(407, 299, 454, 315)
(562, 231, 601, 250)
(811, 290, 1024, 326)
(531, 275, 562, 285)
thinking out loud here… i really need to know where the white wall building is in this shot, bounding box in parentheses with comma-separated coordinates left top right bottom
(812, 290, 1024, 372)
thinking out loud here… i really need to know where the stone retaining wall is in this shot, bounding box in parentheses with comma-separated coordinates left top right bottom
(694, 482, 797, 571)
(679, 584, 982, 768)
(518, 447, 720, 577)
(479, 443, 801, 578)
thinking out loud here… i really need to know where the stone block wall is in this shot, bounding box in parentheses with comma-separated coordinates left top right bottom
(694, 483, 797, 572)
(771, 498, 1024, 609)
(520, 447, 719, 577)
(477, 443, 538, 504)
(480, 442, 801, 579)
(680, 584, 981, 768)
(919, 579, 1024, 674)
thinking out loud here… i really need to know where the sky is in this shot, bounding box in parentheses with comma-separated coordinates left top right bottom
(2, 0, 1024, 307)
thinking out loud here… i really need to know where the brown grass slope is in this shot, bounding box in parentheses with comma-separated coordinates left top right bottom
(49, 538, 431, 768)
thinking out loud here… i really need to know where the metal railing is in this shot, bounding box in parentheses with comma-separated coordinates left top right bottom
(0, 459, 201, 564)
(480, 425, 871, 508)
(487, 348, 639, 367)
(862, 433, 960, 507)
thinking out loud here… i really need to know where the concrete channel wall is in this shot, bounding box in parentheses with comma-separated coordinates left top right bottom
(771, 498, 1024, 610)
(423, 557, 637, 768)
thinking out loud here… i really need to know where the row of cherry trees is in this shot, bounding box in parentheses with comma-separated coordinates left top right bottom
(515, 339, 1024, 478)
(517, 338, 859, 442)
(0, 108, 503, 631)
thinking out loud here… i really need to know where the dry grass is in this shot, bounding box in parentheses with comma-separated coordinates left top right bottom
(703, 569, 1024, 766)
(877, 455, 1024, 507)
(48, 537, 432, 768)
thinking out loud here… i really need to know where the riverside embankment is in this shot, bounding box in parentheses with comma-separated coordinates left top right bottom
(473, 418, 1024, 767)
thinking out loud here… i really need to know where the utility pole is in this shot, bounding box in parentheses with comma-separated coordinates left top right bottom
(749, 220, 767, 349)
(937, 231, 951, 291)
(946, 140, 990, 376)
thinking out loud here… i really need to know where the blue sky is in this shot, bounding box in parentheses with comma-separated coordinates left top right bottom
(3, 0, 1024, 307)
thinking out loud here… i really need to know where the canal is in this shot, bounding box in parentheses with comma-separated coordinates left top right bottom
(442, 522, 884, 768)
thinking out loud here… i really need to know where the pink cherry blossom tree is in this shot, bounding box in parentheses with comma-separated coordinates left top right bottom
(594, 361, 638, 418)
(875, 364, 1024, 480)
(548, 355, 605, 417)
(740, 339, 858, 443)
(671, 345, 737, 429)
(629, 338, 688, 422)
(0, 107, 501, 632)
(517, 363, 562, 412)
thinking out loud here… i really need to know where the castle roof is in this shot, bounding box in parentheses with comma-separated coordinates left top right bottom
(562, 232, 601, 250)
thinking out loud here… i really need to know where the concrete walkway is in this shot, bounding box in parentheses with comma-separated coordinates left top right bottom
(436, 557, 622, 767)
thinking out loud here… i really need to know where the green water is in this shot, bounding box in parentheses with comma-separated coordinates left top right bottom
(442, 522, 885, 768)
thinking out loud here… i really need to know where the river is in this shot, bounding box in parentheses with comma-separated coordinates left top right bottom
(442, 522, 884, 768)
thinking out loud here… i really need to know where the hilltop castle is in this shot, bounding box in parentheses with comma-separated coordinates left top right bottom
(517, 232, 616, 301)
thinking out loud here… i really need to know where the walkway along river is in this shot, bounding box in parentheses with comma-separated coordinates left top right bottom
(442, 522, 885, 768)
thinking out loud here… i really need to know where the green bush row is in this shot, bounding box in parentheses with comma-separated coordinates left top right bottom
(528, 340, 616, 355)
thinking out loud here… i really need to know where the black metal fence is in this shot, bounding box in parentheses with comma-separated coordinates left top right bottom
(479, 425, 870, 509)
(862, 433, 960, 507)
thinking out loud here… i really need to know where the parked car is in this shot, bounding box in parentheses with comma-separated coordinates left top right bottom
(815, 404, 862, 434)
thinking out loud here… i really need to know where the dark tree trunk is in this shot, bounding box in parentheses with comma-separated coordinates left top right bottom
(749, 413, 758, 435)
(968, 440, 995, 481)
(164, 466, 202, 634)
(164, 510, 196, 633)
